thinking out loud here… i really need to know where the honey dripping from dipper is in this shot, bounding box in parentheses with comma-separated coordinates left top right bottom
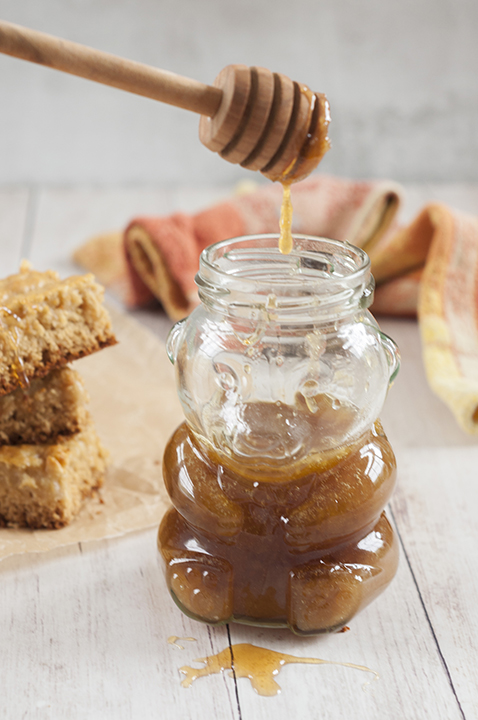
(199, 66, 331, 254)
(262, 88, 331, 255)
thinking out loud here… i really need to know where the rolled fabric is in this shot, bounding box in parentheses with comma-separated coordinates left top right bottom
(418, 206, 478, 434)
(371, 269, 423, 318)
(367, 208, 436, 284)
(368, 202, 478, 433)
(123, 175, 402, 318)
(74, 174, 402, 320)
(123, 203, 245, 319)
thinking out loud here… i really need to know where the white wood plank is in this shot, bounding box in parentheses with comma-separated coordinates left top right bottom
(0, 187, 30, 274)
(0, 530, 239, 720)
(391, 446, 478, 720)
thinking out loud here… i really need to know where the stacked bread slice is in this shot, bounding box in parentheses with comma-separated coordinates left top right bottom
(0, 263, 116, 528)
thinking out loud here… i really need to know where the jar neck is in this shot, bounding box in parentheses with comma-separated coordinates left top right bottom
(196, 234, 374, 324)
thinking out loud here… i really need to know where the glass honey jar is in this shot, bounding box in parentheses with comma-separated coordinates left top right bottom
(158, 234, 400, 635)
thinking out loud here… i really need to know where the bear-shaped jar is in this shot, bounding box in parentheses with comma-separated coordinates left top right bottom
(158, 234, 400, 635)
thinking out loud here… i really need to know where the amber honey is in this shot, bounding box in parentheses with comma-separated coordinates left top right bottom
(158, 397, 398, 635)
(0, 306, 29, 388)
(278, 183, 294, 254)
(179, 642, 379, 696)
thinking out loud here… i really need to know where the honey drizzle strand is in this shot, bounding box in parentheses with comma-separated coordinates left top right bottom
(0, 306, 29, 388)
(278, 183, 293, 255)
(276, 89, 331, 255)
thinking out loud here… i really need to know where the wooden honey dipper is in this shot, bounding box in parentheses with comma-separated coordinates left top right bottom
(0, 19, 330, 184)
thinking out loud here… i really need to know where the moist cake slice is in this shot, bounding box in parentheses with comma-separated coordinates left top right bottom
(0, 262, 116, 395)
(0, 367, 88, 445)
(0, 414, 108, 529)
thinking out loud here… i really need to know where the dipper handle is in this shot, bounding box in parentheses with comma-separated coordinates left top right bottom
(0, 19, 222, 116)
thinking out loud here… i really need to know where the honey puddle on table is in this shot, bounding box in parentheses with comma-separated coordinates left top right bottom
(179, 643, 379, 697)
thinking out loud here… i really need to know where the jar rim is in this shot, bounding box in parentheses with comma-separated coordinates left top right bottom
(196, 234, 373, 320)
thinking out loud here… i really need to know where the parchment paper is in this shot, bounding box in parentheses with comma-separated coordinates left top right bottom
(0, 305, 184, 559)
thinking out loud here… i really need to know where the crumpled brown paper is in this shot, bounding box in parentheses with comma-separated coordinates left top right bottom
(0, 305, 182, 560)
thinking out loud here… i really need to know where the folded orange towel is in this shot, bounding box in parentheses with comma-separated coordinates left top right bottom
(73, 174, 478, 434)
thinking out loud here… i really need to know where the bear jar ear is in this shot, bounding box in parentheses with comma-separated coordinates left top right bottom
(166, 319, 187, 366)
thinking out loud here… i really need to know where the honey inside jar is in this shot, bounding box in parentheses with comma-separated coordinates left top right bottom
(158, 396, 398, 635)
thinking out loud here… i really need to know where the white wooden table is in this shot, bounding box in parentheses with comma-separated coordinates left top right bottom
(1, 183, 477, 720)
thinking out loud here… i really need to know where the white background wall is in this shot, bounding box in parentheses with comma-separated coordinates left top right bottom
(0, 0, 477, 185)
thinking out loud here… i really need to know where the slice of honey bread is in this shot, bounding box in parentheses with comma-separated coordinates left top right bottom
(0, 414, 108, 528)
(0, 367, 88, 445)
(0, 263, 116, 395)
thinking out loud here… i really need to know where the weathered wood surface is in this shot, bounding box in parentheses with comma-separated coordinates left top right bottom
(0, 183, 476, 719)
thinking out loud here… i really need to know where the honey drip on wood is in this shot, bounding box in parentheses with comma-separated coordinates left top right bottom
(179, 643, 379, 697)
(167, 635, 197, 650)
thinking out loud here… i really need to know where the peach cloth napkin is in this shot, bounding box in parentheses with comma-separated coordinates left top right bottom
(73, 174, 478, 434)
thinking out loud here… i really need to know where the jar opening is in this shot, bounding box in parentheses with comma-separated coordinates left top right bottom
(196, 234, 373, 320)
